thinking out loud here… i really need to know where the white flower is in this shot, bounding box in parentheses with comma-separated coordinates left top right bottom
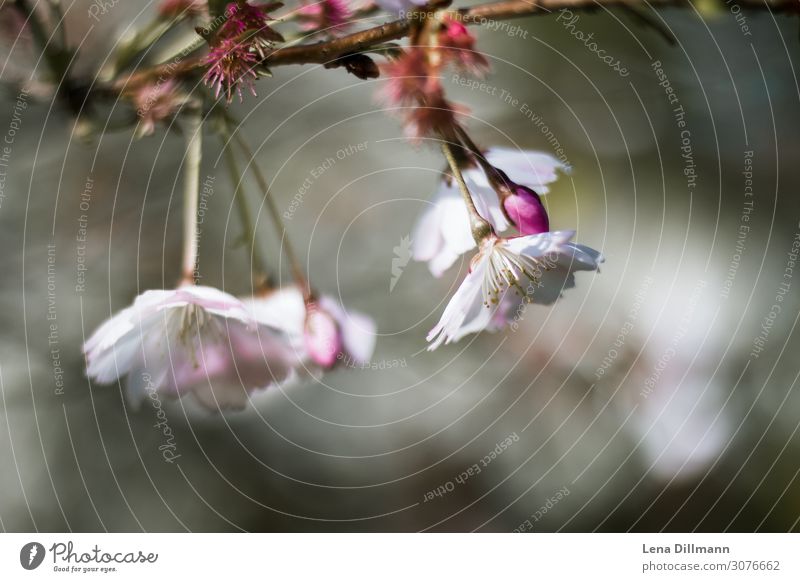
(427, 231, 602, 349)
(247, 285, 377, 371)
(412, 148, 567, 277)
(84, 285, 296, 411)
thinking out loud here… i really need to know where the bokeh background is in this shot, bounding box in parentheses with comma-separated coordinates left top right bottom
(0, 0, 799, 532)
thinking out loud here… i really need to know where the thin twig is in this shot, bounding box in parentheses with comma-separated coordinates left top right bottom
(221, 133, 272, 290)
(441, 140, 494, 243)
(181, 109, 203, 283)
(233, 133, 309, 296)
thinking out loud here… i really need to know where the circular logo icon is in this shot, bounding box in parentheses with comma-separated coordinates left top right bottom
(19, 542, 45, 570)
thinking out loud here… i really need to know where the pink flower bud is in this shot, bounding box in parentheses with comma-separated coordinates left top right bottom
(502, 184, 549, 235)
(304, 303, 343, 368)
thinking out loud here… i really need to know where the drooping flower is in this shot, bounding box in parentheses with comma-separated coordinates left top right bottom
(202, 37, 261, 102)
(438, 16, 490, 76)
(131, 79, 186, 137)
(84, 285, 297, 411)
(413, 148, 567, 276)
(427, 231, 602, 349)
(247, 285, 376, 371)
(158, 0, 207, 19)
(297, 0, 352, 35)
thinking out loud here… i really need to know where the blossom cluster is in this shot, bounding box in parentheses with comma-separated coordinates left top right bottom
(413, 147, 603, 348)
(202, 1, 285, 102)
(85, 284, 375, 411)
(85, 0, 605, 414)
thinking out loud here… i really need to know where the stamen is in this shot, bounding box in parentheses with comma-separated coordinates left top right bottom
(481, 242, 548, 309)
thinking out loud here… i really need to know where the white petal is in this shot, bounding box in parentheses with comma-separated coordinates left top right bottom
(439, 196, 477, 255)
(485, 148, 568, 190)
(559, 243, 605, 270)
(427, 251, 495, 349)
(171, 285, 253, 324)
(247, 287, 306, 340)
(411, 202, 445, 262)
(466, 179, 510, 232)
(502, 230, 575, 258)
(319, 296, 377, 365)
(428, 246, 462, 278)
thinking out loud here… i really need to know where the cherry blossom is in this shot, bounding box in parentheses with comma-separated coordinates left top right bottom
(202, 37, 261, 102)
(427, 231, 602, 349)
(413, 148, 567, 276)
(84, 285, 296, 411)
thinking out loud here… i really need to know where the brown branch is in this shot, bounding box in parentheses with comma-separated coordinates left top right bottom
(113, 0, 799, 91)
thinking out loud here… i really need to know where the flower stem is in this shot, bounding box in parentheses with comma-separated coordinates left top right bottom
(233, 133, 309, 297)
(454, 124, 509, 192)
(220, 136, 272, 291)
(181, 109, 203, 284)
(440, 139, 493, 243)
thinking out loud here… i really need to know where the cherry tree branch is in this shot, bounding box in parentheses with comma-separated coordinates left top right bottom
(267, 0, 797, 65)
(110, 0, 798, 93)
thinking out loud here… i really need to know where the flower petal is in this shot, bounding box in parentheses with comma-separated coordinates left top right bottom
(427, 250, 495, 349)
